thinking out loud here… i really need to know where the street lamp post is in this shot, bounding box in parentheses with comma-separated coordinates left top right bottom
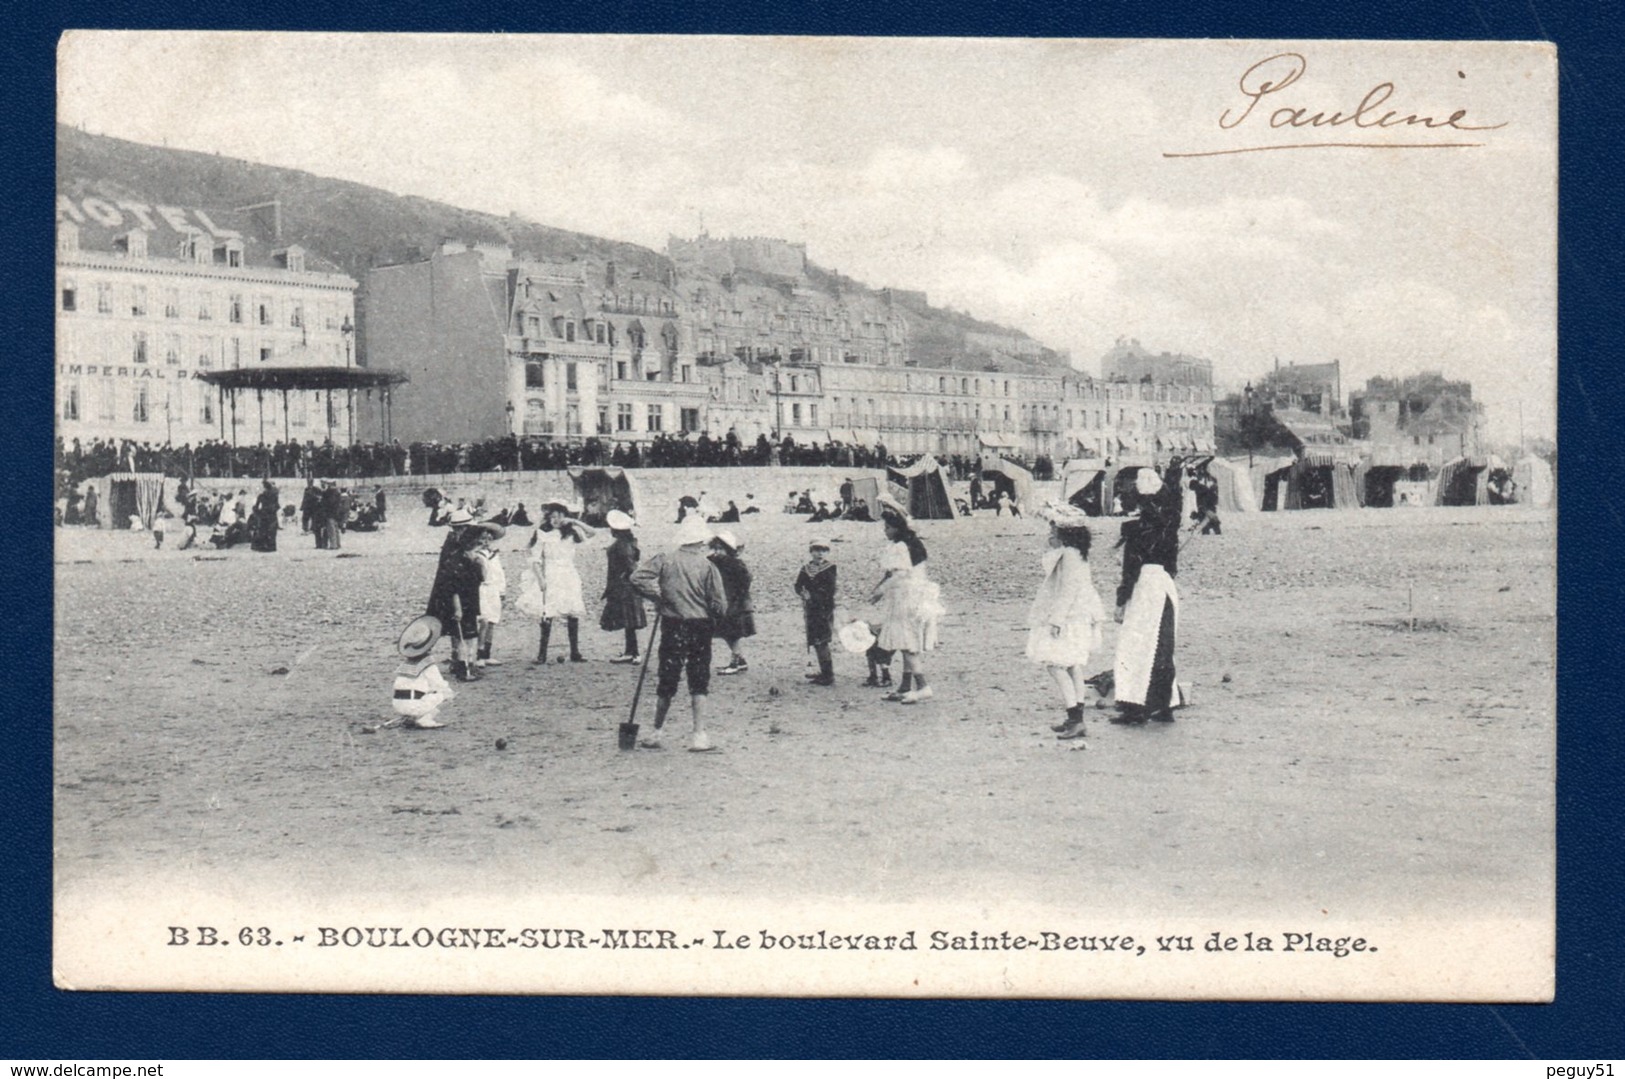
(341, 314, 355, 447)
(505, 400, 519, 471)
(1242, 381, 1255, 469)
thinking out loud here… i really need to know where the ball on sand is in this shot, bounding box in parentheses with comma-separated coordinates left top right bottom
(495, 738, 507, 750)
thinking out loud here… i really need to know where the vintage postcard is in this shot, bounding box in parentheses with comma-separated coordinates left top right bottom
(53, 34, 1555, 998)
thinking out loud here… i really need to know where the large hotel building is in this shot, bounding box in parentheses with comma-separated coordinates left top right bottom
(55, 194, 358, 448)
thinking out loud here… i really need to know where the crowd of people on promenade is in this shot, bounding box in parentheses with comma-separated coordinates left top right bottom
(389, 455, 1196, 749)
(55, 434, 1057, 490)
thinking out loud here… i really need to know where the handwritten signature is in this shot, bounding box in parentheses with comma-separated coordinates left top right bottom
(1166, 52, 1507, 158)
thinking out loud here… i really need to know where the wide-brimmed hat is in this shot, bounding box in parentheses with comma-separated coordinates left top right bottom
(540, 498, 577, 514)
(876, 493, 910, 521)
(837, 620, 876, 654)
(712, 529, 742, 553)
(1038, 499, 1091, 527)
(471, 520, 506, 539)
(673, 515, 712, 546)
(605, 509, 636, 531)
(1134, 469, 1164, 496)
(445, 508, 474, 526)
(807, 537, 831, 551)
(397, 614, 442, 659)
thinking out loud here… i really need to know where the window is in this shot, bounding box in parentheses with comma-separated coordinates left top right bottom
(99, 378, 116, 421)
(646, 404, 663, 432)
(260, 346, 273, 364)
(566, 363, 577, 392)
(598, 406, 610, 434)
(199, 386, 214, 425)
(616, 403, 634, 432)
(62, 383, 81, 420)
(289, 304, 303, 329)
(231, 338, 242, 368)
(131, 331, 149, 364)
(229, 294, 243, 324)
(164, 288, 180, 318)
(96, 283, 114, 315)
(680, 365, 692, 384)
(526, 362, 545, 389)
(131, 286, 148, 317)
(61, 281, 77, 312)
(616, 360, 627, 380)
(165, 335, 180, 366)
(792, 403, 803, 424)
(809, 404, 818, 425)
(132, 384, 150, 423)
(197, 293, 214, 321)
(680, 407, 700, 433)
(594, 323, 606, 344)
(525, 314, 541, 338)
(565, 321, 576, 342)
(789, 375, 800, 392)
(290, 393, 307, 428)
(169, 384, 184, 424)
(939, 377, 946, 392)
(257, 299, 273, 326)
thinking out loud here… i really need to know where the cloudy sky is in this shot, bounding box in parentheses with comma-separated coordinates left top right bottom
(58, 34, 1556, 440)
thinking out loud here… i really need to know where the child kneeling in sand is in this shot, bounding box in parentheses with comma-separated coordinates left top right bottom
(392, 615, 456, 730)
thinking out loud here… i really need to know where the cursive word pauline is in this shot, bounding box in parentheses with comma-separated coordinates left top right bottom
(1166, 52, 1506, 158)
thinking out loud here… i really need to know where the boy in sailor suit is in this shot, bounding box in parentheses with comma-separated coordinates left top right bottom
(393, 615, 455, 730)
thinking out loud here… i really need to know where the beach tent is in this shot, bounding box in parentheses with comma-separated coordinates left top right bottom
(89, 472, 175, 529)
(569, 466, 640, 527)
(1196, 456, 1258, 513)
(885, 454, 962, 519)
(1513, 454, 1553, 508)
(1434, 455, 1506, 507)
(1108, 460, 1160, 516)
(847, 476, 881, 516)
(978, 455, 1035, 514)
(1062, 460, 1109, 516)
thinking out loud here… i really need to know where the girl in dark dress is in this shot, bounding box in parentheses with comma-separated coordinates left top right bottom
(249, 480, 279, 552)
(598, 510, 647, 663)
(708, 531, 756, 675)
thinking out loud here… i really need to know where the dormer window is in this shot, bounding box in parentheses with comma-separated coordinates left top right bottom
(116, 229, 148, 260)
(60, 280, 77, 312)
(275, 246, 306, 273)
(215, 238, 244, 267)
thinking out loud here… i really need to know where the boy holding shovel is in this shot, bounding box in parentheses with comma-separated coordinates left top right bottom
(629, 515, 730, 752)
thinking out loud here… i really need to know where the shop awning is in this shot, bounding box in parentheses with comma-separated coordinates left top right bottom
(826, 427, 855, 444)
(851, 429, 880, 447)
(978, 431, 1021, 449)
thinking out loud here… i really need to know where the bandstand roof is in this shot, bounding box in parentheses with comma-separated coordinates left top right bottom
(195, 366, 409, 393)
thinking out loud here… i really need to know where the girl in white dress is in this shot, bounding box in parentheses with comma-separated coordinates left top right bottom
(871, 500, 945, 704)
(527, 501, 597, 664)
(1027, 504, 1106, 740)
(474, 523, 508, 667)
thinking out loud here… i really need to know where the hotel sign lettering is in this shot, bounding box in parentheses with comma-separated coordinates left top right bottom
(59, 364, 211, 381)
(56, 195, 242, 239)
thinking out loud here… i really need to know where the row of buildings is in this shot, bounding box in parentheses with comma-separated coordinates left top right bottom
(54, 198, 1218, 463)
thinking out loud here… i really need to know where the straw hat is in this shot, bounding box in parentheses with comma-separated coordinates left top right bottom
(807, 537, 831, 551)
(673, 515, 713, 546)
(1135, 469, 1164, 496)
(471, 520, 506, 539)
(540, 498, 577, 514)
(837, 620, 876, 654)
(445, 508, 474, 526)
(712, 529, 742, 553)
(605, 509, 635, 531)
(876, 493, 910, 521)
(1038, 499, 1091, 527)
(397, 615, 442, 659)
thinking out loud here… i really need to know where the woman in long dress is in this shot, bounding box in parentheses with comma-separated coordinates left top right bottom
(1027, 505, 1106, 740)
(528, 500, 596, 664)
(1112, 467, 1187, 723)
(598, 510, 647, 663)
(871, 500, 944, 704)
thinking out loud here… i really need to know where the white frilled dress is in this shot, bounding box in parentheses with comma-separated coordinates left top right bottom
(1024, 546, 1106, 668)
(528, 527, 587, 620)
(876, 541, 944, 653)
(476, 547, 507, 625)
